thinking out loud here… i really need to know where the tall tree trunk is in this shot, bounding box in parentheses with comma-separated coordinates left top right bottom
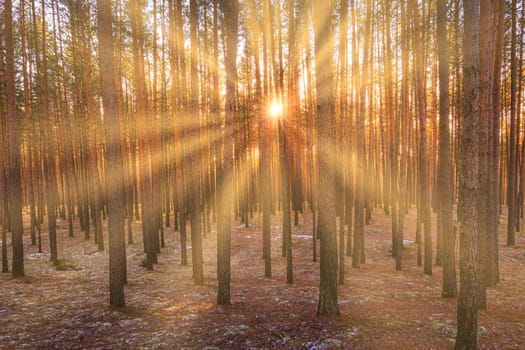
(488, 0, 505, 286)
(352, 0, 371, 269)
(260, 0, 272, 277)
(477, 0, 494, 310)
(41, 0, 59, 264)
(507, 0, 518, 247)
(189, 0, 204, 285)
(313, 0, 340, 317)
(5, 0, 25, 277)
(217, 0, 239, 306)
(20, 0, 38, 245)
(283, 0, 296, 285)
(410, 0, 432, 275)
(130, 0, 155, 270)
(339, 0, 349, 283)
(97, 0, 126, 307)
(86, 31, 104, 252)
(382, 0, 397, 264)
(174, 0, 188, 267)
(212, 0, 220, 227)
(437, 0, 457, 298)
(397, 0, 410, 272)
(455, 0, 480, 348)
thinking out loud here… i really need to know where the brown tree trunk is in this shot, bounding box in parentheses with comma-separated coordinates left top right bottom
(410, 0, 432, 275)
(507, 0, 518, 247)
(5, 0, 25, 276)
(477, 0, 494, 310)
(488, 0, 505, 286)
(217, 0, 239, 306)
(437, 0, 457, 298)
(338, 0, 349, 284)
(455, 0, 480, 348)
(97, 0, 126, 307)
(20, 0, 38, 244)
(352, 0, 370, 270)
(174, 0, 188, 267)
(41, 0, 59, 264)
(130, 0, 156, 270)
(86, 38, 104, 252)
(260, 0, 272, 277)
(189, 0, 204, 285)
(313, 0, 340, 317)
(397, 0, 410, 272)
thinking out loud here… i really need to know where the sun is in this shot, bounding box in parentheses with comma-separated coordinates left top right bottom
(269, 99, 283, 119)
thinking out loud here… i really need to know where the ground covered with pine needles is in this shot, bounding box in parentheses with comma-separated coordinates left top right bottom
(1, 208, 524, 349)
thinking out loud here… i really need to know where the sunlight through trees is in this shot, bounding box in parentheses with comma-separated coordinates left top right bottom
(1, 0, 525, 348)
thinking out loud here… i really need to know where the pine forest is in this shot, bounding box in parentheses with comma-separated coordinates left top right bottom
(0, 0, 524, 349)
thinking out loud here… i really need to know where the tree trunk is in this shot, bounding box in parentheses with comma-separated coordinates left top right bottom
(507, 0, 518, 247)
(455, 0, 480, 348)
(437, 0, 457, 298)
(130, 0, 156, 270)
(189, 0, 204, 286)
(352, 0, 371, 270)
(338, 0, 349, 283)
(41, 0, 59, 264)
(410, 0, 432, 275)
(217, 0, 239, 306)
(313, 0, 340, 317)
(477, 0, 494, 310)
(488, 0, 505, 286)
(4, 0, 25, 276)
(97, 0, 126, 307)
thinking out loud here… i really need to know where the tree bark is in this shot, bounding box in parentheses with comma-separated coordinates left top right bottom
(477, 0, 494, 310)
(5, 0, 25, 276)
(313, 0, 340, 316)
(410, 0, 432, 275)
(437, 0, 457, 298)
(130, 0, 156, 270)
(97, 0, 126, 307)
(41, 0, 59, 264)
(488, 0, 505, 286)
(455, 0, 480, 348)
(507, 0, 518, 247)
(189, 0, 204, 286)
(217, 0, 239, 306)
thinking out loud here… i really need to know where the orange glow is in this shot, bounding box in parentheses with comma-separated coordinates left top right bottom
(269, 99, 283, 119)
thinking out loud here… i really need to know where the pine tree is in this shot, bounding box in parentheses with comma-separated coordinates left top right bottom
(437, 0, 457, 298)
(313, 0, 340, 317)
(455, 0, 481, 347)
(97, 0, 127, 307)
(4, 0, 25, 277)
(217, 0, 239, 306)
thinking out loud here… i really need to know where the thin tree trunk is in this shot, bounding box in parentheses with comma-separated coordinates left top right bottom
(41, 0, 59, 264)
(488, 0, 505, 286)
(130, 0, 155, 270)
(6, 0, 25, 276)
(410, 0, 432, 275)
(189, 0, 204, 285)
(217, 0, 239, 306)
(507, 0, 518, 246)
(437, 0, 457, 298)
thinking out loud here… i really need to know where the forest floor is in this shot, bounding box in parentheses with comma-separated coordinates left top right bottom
(1, 207, 524, 350)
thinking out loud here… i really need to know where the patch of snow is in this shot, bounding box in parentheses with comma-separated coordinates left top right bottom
(293, 234, 313, 240)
